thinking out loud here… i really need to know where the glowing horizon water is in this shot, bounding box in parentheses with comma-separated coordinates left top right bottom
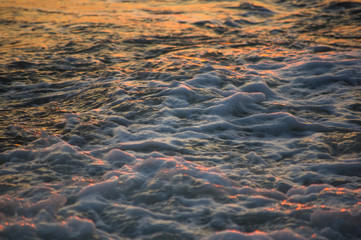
(0, 0, 361, 239)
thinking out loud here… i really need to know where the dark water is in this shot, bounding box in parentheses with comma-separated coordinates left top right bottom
(1, 0, 361, 239)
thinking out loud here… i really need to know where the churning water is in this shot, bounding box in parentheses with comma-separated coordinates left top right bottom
(0, 0, 361, 239)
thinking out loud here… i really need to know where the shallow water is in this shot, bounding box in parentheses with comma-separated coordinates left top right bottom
(0, 0, 361, 239)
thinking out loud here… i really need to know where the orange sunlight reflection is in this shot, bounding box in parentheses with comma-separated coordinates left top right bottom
(72, 176, 94, 183)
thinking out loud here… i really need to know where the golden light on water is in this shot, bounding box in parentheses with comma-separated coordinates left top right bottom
(1, 0, 361, 239)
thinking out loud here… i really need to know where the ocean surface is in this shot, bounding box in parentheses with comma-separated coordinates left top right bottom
(0, 0, 361, 239)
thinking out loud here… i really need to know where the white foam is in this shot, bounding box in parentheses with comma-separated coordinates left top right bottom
(241, 82, 278, 99)
(206, 92, 265, 116)
(37, 216, 97, 239)
(311, 207, 361, 236)
(78, 176, 120, 198)
(105, 149, 136, 167)
(233, 112, 330, 135)
(185, 71, 223, 88)
(1, 2, 361, 239)
(206, 229, 304, 240)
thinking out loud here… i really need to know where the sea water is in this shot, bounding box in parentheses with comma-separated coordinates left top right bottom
(0, 0, 361, 239)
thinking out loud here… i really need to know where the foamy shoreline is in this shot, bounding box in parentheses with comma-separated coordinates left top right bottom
(1, 0, 361, 239)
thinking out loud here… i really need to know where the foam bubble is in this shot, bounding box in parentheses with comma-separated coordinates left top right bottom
(185, 72, 223, 88)
(206, 229, 304, 240)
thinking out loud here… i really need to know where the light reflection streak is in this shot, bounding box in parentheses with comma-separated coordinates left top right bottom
(220, 185, 361, 215)
(72, 176, 94, 183)
(0, 218, 36, 230)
